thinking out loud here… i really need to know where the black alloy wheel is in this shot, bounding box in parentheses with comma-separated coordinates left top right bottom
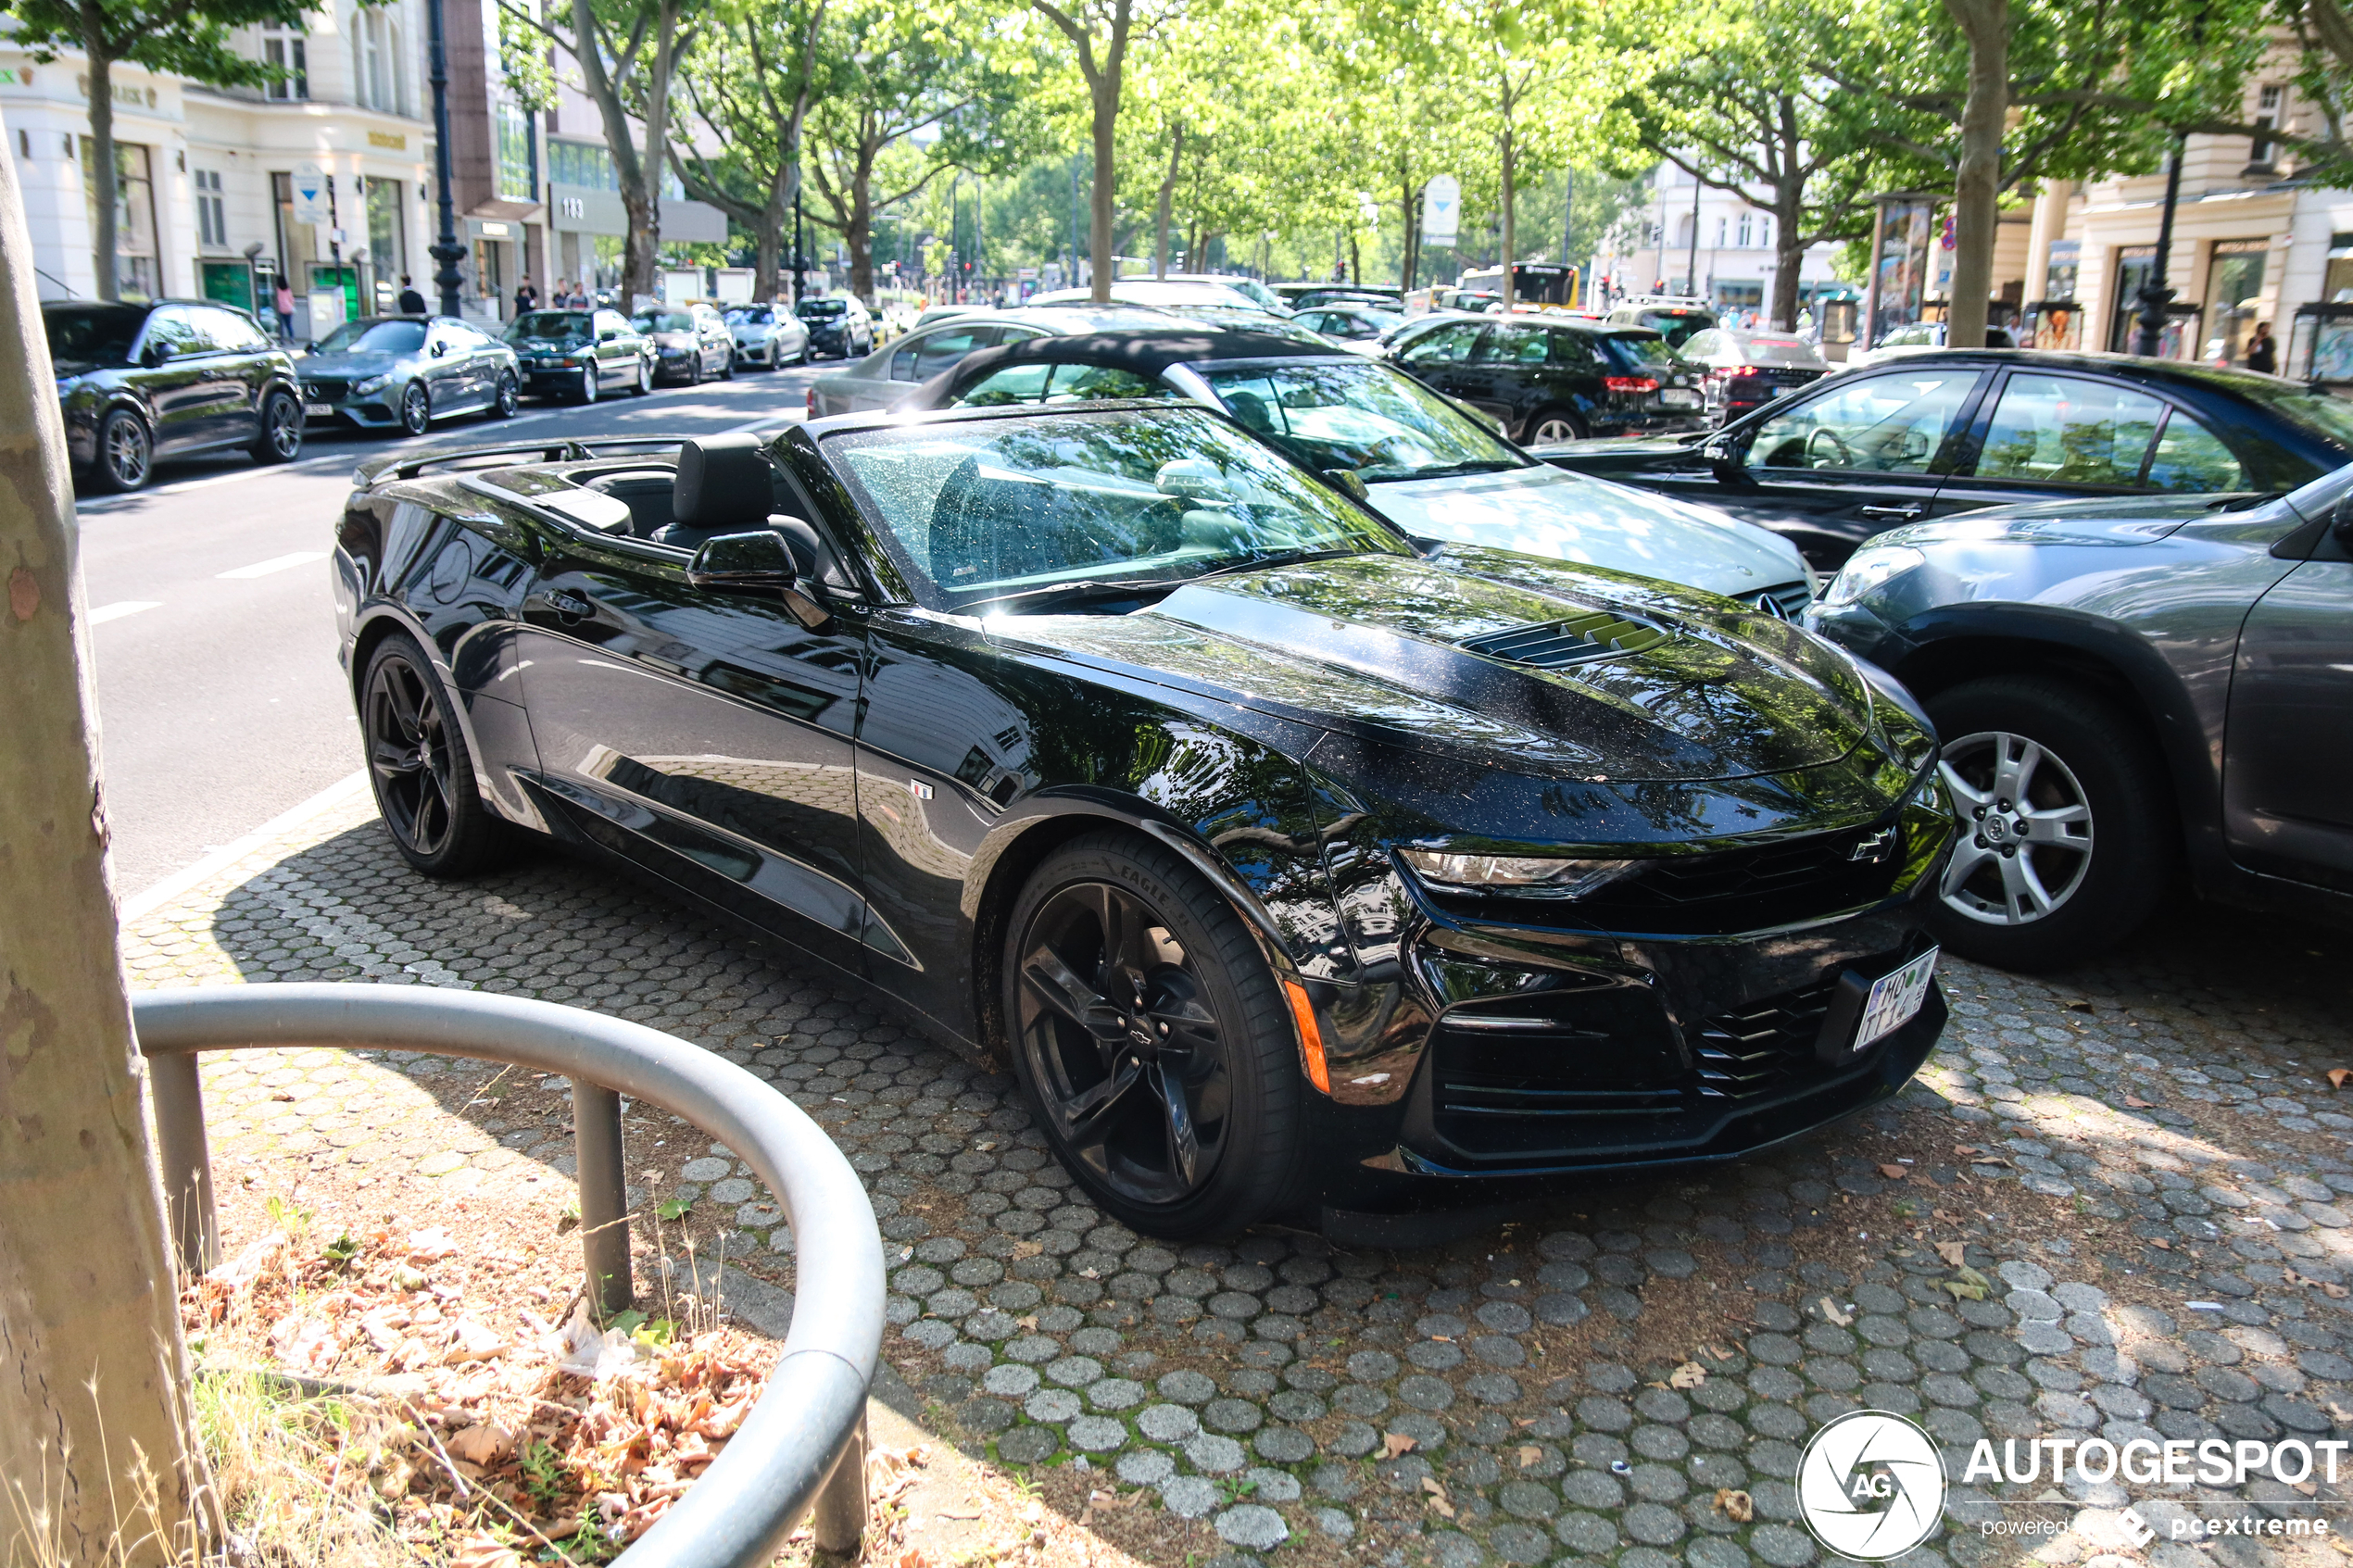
(1004, 833, 1301, 1237)
(398, 381, 432, 437)
(489, 372, 520, 419)
(359, 633, 512, 878)
(252, 390, 304, 463)
(95, 408, 152, 492)
(578, 363, 599, 404)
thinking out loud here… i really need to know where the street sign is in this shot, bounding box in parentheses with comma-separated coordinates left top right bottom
(1421, 175, 1460, 248)
(291, 161, 330, 226)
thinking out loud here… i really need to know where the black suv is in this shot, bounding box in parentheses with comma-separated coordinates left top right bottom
(1386, 315, 1706, 444)
(46, 299, 304, 492)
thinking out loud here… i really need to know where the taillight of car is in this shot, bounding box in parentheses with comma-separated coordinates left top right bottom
(805, 387, 817, 418)
(1603, 376, 1658, 395)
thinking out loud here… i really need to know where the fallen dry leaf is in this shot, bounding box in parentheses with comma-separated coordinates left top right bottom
(1382, 1432, 1417, 1459)
(1935, 1241, 1967, 1267)
(444, 1422, 513, 1467)
(1516, 1446, 1542, 1468)
(1954, 1144, 1981, 1156)
(1669, 1361, 1707, 1389)
(449, 1534, 523, 1568)
(2330, 1069, 2351, 1089)
(1420, 1476, 1455, 1519)
(1878, 1163, 1908, 1180)
(1715, 1488, 1755, 1523)
(1818, 1297, 1853, 1327)
(2124, 1095, 2156, 1109)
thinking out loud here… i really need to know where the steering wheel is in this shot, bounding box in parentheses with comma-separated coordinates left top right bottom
(1806, 425, 1856, 469)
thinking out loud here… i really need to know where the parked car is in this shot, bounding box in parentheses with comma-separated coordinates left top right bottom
(906, 328, 1819, 610)
(1846, 320, 2018, 369)
(297, 315, 520, 435)
(633, 305, 734, 384)
(1386, 315, 1707, 444)
(1277, 284, 1405, 312)
(724, 304, 811, 370)
(1291, 303, 1403, 353)
(1677, 328, 1831, 422)
(1158, 273, 1294, 313)
(1529, 350, 2353, 569)
(45, 298, 304, 493)
(332, 407, 1950, 1235)
(1028, 280, 1282, 317)
(805, 305, 1176, 418)
(797, 295, 875, 359)
(503, 308, 654, 403)
(1806, 463, 2353, 971)
(1604, 299, 1718, 351)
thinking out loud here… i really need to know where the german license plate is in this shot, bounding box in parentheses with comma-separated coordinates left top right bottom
(1661, 388, 1700, 408)
(1855, 947, 1937, 1050)
(304, 402, 333, 417)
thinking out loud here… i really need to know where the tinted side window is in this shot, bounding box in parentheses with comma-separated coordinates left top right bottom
(195, 306, 267, 352)
(912, 327, 998, 380)
(1399, 322, 1484, 364)
(1549, 332, 1604, 369)
(2145, 408, 2247, 492)
(1682, 330, 1722, 359)
(1753, 370, 1981, 474)
(1475, 324, 1552, 365)
(144, 307, 205, 358)
(593, 311, 626, 337)
(1973, 375, 2163, 486)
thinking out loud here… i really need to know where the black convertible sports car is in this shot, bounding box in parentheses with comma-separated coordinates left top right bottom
(331, 405, 1955, 1237)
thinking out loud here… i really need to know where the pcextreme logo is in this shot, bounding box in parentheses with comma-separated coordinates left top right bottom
(1795, 1410, 1949, 1561)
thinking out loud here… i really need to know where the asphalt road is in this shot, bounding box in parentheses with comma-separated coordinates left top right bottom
(74, 360, 828, 898)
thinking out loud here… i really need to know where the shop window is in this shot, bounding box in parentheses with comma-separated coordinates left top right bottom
(2045, 240, 2080, 303)
(2110, 248, 2197, 358)
(80, 138, 158, 299)
(367, 178, 405, 309)
(195, 169, 227, 247)
(262, 27, 307, 100)
(2323, 233, 2353, 305)
(2203, 240, 2268, 367)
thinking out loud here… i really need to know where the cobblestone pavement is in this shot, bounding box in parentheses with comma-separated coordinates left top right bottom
(124, 792, 2353, 1568)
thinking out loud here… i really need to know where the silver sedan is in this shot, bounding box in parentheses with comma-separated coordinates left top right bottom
(296, 316, 520, 435)
(725, 305, 811, 370)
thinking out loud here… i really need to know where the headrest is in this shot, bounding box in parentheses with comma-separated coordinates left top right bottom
(673, 434, 773, 531)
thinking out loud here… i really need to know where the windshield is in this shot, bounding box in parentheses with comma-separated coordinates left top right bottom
(799, 299, 848, 318)
(44, 304, 147, 366)
(1640, 310, 1714, 348)
(634, 311, 694, 332)
(1203, 360, 1529, 483)
(313, 320, 427, 356)
(729, 308, 773, 325)
(1740, 335, 1823, 367)
(507, 312, 592, 345)
(1602, 335, 1678, 371)
(822, 407, 1407, 612)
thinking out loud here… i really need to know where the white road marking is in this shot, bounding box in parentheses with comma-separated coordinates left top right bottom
(120, 768, 371, 921)
(217, 550, 328, 580)
(87, 600, 162, 623)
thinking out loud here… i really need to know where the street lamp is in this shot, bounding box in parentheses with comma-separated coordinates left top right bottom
(424, 0, 464, 319)
(2132, 131, 2188, 358)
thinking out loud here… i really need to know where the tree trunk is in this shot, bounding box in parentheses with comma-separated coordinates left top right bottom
(1153, 120, 1182, 279)
(1772, 194, 1806, 331)
(848, 161, 875, 302)
(1089, 76, 1118, 303)
(79, 4, 117, 302)
(1944, 0, 2009, 348)
(0, 124, 206, 1568)
(1499, 111, 1516, 311)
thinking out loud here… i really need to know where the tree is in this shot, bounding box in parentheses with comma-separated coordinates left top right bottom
(0, 134, 208, 1567)
(668, 0, 829, 302)
(504, 0, 701, 303)
(0, 0, 308, 301)
(1606, 0, 1880, 329)
(1030, 0, 1151, 301)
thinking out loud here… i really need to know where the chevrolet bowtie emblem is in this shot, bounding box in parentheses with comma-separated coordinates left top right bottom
(1848, 827, 1897, 863)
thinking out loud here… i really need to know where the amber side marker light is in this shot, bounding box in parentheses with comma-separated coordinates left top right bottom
(1283, 978, 1331, 1095)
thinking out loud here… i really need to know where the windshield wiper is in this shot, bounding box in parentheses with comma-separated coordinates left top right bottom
(1195, 546, 1359, 580)
(1402, 458, 1526, 481)
(961, 578, 1174, 614)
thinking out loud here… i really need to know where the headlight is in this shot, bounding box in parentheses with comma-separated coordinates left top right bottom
(1399, 849, 1642, 899)
(353, 374, 388, 395)
(1821, 545, 1925, 608)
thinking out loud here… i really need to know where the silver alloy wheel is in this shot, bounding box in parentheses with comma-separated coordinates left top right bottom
(400, 382, 431, 435)
(262, 393, 303, 458)
(636, 357, 653, 395)
(580, 363, 598, 403)
(102, 411, 151, 488)
(1937, 729, 2094, 925)
(1529, 414, 1580, 443)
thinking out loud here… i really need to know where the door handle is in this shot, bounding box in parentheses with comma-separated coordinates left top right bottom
(1858, 504, 1926, 521)
(545, 589, 592, 621)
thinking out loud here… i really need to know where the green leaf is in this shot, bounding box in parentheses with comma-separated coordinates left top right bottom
(657, 1198, 694, 1221)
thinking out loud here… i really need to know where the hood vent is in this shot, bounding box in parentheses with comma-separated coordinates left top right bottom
(1458, 610, 1667, 669)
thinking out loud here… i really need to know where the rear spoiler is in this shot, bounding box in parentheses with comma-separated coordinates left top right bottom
(354, 434, 701, 489)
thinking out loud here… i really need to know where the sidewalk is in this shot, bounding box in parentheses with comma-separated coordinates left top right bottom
(123, 790, 2353, 1568)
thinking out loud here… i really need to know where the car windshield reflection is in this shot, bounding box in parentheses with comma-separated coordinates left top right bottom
(1202, 361, 1530, 483)
(822, 408, 1407, 612)
(314, 320, 427, 356)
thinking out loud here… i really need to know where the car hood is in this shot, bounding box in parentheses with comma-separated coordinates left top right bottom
(1526, 433, 1701, 463)
(510, 336, 588, 354)
(1880, 491, 2242, 548)
(989, 550, 1876, 784)
(299, 350, 402, 376)
(1366, 463, 1806, 597)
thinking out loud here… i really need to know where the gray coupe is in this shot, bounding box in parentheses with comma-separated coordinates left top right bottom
(297, 316, 520, 436)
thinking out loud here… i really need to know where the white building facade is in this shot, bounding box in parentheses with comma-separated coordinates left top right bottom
(1589, 163, 1853, 319)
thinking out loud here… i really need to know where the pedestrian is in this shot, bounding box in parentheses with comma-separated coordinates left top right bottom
(397, 273, 426, 315)
(514, 275, 538, 318)
(2246, 320, 2277, 374)
(273, 277, 296, 341)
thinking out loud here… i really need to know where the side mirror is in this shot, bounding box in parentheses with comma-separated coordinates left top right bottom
(598, 330, 619, 343)
(431, 340, 448, 357)
(141, 342, 168, 368)
(1703, 436, 1743, 480)
(1322, 468, 1370, 503)
(686, 527, 832, 630)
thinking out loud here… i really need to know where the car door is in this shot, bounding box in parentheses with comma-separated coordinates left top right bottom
(1456, 321, 1555, 432)
(592, 310, 634, 387)
(1703, 366, 1990, 564)
(190, 305, 272, 444)
(1391, 319, 1490, 404)
(1929, 370, 2177, 516)
(130, 306, 220, 453)
(422, 320, 475, 410)
(2221, 522, 2353, 884)
(514, 498, 876, 970)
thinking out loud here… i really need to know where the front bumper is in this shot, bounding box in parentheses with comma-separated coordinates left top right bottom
(521, 360, 592, 394)
(1592, 407, 1709, 438)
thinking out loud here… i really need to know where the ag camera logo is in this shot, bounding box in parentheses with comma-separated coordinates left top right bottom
(1797, 1410, 1948, 1560)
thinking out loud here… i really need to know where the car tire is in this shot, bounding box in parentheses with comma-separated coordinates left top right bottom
(397, 381, 432, 437)
(1924, 674, 2173, 972)
(489, 372, 520, 419)
(359, 631, 516, 879)
(1522, 406, 1587, 444)
(1001, 830, 1304, 1239)
(720, 349, 736, 381)
(686, 353, 703, 386)
(634, 358, 653, 396)
(94, 408, 153, 493)
(250, 390, 304, 464)
(578, 364, 599, 405)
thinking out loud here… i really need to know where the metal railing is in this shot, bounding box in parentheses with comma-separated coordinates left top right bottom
(133, 984, 882, 1566)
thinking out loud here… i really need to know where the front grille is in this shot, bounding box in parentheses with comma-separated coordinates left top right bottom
(304, 378, 349, 401)
(1752, 580, 1813, 619)
(1459, 610, 1668, 669)
(1691, 976, 1840, 1099)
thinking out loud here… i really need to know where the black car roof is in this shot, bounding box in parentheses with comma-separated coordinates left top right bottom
(938, 326, 1352, 391)
(1850, 346, 2302, 397)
